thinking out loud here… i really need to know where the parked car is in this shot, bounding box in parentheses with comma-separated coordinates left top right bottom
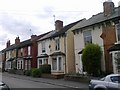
(0, 81, 9, 90)
(89, 74, 120, 90)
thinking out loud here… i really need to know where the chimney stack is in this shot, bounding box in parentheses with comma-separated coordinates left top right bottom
(6, 40, 10, 48)
(55, 20, 63, 32)
(31, 35, 38, 41)
(15, 37, 20, 45)
(103, 0, 115, 16)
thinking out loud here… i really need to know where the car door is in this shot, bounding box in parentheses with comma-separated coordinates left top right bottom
(108, 76, 120, 90)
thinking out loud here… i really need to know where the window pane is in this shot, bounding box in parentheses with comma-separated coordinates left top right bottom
(52, 58, 57, 70)
(28, 46, 31, 55)
(21, 48, 23, 56)
(116, 23, 120, 41)
(58, 57, 62, 70)
(55, 39, 60, 51)
(110, 76, 120, 83)
(83, 31, 92, 45)
(42, 41, 46, 53)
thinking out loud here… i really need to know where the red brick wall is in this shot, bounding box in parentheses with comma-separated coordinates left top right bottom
(23, 47, 28, 57)
(18, 49, 21, 57)
(102, 23, 116, 73)
(31, 41, 38, 68)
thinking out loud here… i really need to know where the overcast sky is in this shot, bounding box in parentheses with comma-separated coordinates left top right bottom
(0, 0, 119, 51)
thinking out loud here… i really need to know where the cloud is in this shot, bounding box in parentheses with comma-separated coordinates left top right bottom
(0, 13, 40, 39)
(0, 34, 7, 45)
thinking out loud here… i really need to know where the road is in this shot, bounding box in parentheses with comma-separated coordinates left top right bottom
(2, 75, 67, 88)
(2, 72, 89, 90)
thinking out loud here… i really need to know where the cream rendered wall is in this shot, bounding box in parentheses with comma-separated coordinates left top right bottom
(74, 32, 84, 73)
(74, 25, 105, 73)
(37, 39, 50, 56)
(65, 21, 88, 73)
(49, 36, 66, 74)
(92, 26, 105, 72)
(50, 37, 65, 54)
(66, 30, 76, 73)
(37, 39, 51, 68)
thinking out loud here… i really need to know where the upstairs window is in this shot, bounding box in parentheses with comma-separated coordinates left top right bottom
(115, 23, 120, 42)
(83, 31, 92, 45)
(55, 38, 60, 51)
(20, 48, 23, 56)
(41, 41, 46, 53)
(28, 46, 31, 56)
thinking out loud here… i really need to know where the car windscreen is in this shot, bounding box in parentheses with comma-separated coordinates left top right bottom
(110, 76, 120, 83)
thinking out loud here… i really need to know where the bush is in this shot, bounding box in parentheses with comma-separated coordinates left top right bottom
(82, 43, 102, 77)
(24, 70, 31, 76)
(8, 69, 16, 74)
(39, 64, 51, 74)
(31, 68, 42, 77)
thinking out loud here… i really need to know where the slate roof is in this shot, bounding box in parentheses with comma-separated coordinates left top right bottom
(108, 44, 120, 52)
(16, 39, 31, 48)
(73, 6, 120, 32)
(37, 31, 56, 41)
(5, 44, 16, 51)
(50, 19, 84, 38)
(37, 54, 49, 58)
(50, 52, 65, 56)
(5, 32, 49, 50)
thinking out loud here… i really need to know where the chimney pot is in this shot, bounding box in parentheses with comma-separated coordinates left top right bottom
(6, 40, 10, 48)
(15, 37, 20, 45)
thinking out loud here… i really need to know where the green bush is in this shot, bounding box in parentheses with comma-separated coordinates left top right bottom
(39, 64, 51, 74)
(31, 68, 41, 77)
(24, 70, 31, 76)
(82, 43, 102, 77)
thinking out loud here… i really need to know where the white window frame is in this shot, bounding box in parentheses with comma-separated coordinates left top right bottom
(17, 60, 23, 69)
(38, 58, 48, 68)
(21, 48, 23, 56)
(28, 46, 31, 56)
(52, 57, 57, 70)
(41, 41, 46, 53)
(115, 23, 120, 43)
(25, 60, 27, 70)
(114, 51, 120, 73)
(55, 38, 60, 51)
(52, 56, 63, 71)
(25, 60, 31, 70)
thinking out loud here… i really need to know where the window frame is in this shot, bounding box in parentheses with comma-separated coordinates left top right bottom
(115, 23, 120, 43)
(41, 41, 46, 53)
(55, 38, 60, 51)
(28, 46, 31, 56)
(83, 30, 92, 45)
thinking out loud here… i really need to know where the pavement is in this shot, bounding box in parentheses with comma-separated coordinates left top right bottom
(2, 72, 89, 89)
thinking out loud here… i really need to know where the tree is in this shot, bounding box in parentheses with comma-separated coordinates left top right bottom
(82, 43, 102, 76)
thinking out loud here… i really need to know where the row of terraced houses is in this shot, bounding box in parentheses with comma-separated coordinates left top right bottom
(0, 1, 120, 75)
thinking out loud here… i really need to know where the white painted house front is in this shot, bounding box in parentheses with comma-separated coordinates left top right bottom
(37, 31, 54, 68)
(73, 23, 105, 74)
